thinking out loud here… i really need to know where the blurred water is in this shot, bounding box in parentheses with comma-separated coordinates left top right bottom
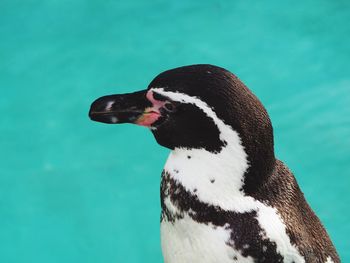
(0, 0, 349, 262)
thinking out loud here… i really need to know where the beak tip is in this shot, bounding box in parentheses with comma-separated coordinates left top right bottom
(88, 106, 97, 120)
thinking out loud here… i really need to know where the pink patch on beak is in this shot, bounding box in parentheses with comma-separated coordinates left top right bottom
(135, 90, 166, 127)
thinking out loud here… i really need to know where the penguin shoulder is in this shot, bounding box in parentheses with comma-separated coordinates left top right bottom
(252, 160, 340, 263)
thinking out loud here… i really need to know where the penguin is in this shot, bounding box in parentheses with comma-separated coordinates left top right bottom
(89, 64, 340, 263)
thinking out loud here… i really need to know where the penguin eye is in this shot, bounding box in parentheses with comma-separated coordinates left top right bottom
(153, 92, 167, 101)
(164, 102, 176, 112)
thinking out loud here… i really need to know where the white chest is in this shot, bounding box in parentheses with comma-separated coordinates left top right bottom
(160, 149, 306, 263)
(160, 214, 254, 263)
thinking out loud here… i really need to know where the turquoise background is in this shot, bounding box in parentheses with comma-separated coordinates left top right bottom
(0, 0, 349, 262)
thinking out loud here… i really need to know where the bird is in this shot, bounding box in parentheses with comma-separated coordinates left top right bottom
(89, 64, 340, 263)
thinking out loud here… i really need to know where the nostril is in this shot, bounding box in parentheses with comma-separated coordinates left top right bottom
(91, 97, 114, 113)
(105, 101, 115, 111)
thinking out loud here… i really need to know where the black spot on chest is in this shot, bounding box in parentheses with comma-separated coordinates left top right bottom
(161, 171, 284, 262)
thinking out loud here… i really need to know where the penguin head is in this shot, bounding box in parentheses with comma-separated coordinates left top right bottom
(89, 65, 275, 188)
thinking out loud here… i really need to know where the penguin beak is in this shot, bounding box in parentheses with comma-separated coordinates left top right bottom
(89, 90, 164, 127)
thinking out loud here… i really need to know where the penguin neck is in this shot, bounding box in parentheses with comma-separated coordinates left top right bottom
(163, 125, 252, 211)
